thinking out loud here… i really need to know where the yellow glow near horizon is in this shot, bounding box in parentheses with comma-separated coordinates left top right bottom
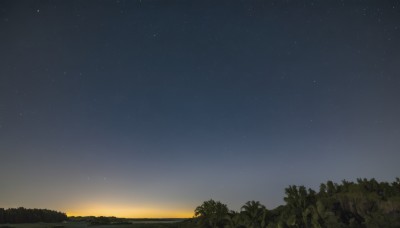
(66, 204, 194, 218)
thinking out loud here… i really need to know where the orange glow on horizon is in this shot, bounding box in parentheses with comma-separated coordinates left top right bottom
(66, 205, 194, 218)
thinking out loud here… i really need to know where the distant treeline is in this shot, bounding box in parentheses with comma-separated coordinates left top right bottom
(69, 216, 131, 225)
(0, 207, 67, 224)
(191, 178, 400, 228)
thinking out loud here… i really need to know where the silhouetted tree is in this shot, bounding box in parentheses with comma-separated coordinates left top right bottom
(195, 199, 229, 228)
(0, 208, 4, 224)
(192, 177, 400, 228)
(0, 207, 67, 224)
(241, 201, 266, 228)
(225, 211, 246, 228)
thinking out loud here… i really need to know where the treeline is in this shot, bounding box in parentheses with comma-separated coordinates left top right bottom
(69, 216, 131, 225)
(192, 178, 400, 228)
(0, 207, 67, 224)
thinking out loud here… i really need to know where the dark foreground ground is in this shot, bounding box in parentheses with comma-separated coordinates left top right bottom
(0, 220, 196, 228)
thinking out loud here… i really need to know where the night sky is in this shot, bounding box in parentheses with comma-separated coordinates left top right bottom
(1, 0, 400, 218)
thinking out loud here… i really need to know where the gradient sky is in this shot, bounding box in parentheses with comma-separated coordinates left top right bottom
(1, 0, 400, 218)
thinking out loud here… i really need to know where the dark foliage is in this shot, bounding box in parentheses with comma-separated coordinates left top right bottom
(194, 199, 229, 228)
(0, 207, 66, 224)
(192, 178, 400, 228)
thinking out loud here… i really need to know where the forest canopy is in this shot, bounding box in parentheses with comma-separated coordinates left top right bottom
(192, 178, 400, 228)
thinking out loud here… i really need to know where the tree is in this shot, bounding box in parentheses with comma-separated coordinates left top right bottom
(0, 208, 67, 224)
(192, 177, 400, 228)
(225, 211, 246, 228)
(195, 199, 229, 228)
(0, 208, 4, 224)
(241, 201, 266, 228)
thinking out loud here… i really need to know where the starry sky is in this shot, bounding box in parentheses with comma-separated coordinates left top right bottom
(1, 0, 400, 218)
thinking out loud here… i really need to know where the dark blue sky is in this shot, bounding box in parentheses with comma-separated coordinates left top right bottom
(1, 0, 400, 217)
